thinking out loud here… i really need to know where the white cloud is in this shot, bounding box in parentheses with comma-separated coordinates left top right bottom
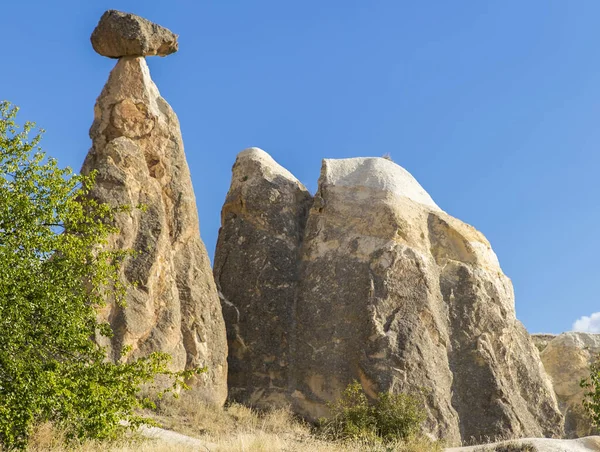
(572, 312, 600, 333)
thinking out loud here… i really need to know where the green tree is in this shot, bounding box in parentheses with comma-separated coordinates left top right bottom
(0, 101, 195, 449)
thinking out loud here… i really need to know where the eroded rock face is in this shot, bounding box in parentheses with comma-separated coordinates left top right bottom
(215, 153, 563, 444)
(82, 56, 227, 404)
(535, 332, 600, 438)
(91, 10, 178, 58)
(214, 148, 312, 406)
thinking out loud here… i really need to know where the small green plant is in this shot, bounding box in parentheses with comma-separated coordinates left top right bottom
(581, 354, 600, 428)
(319, 380, 426, 444)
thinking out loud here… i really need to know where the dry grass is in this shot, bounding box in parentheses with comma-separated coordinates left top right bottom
(20, 393, 443, 451)
(146, 392, 442, 451)
(25, 423, 198, 452)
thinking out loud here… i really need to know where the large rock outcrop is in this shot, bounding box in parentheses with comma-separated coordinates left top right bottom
(214, 148, 312, 405)
(534, 332, 600, 438)
(82, 12, 227, 404)
(215, 152, 563, 444)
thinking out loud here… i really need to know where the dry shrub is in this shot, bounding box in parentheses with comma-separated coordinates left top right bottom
(149, 391, 307, 441)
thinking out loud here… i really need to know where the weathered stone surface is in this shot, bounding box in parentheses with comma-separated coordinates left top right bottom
(294, 157, 562, 443)
(214, 148, 312, 406)
(215, 153, 563, 444)
(533, 333, 558, 353)
(82, 56, 227, 404)
(535, 332, 600, 438)
(91, 10, 178, 58)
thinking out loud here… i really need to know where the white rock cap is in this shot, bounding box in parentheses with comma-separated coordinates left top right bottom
(236, 147, 305, 186)
(320, 157, 441, 211)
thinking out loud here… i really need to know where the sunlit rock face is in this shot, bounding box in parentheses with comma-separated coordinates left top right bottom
(82, 14, 227, 404)
(534, 332, 600, 438)
(215, 152, 563, 444)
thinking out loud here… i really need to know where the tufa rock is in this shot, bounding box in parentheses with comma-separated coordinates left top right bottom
(214, 148, 312, 406)
(91, 10, 178, 58)
(215, 153, 563, 444)
(535, 332, 600, 438)
(82, 56, 227, 404)
(532, 333, 557, 353)
(294, 157, 562, 442)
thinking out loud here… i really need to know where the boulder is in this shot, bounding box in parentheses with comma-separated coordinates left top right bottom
(82, 55, 227, 404)
(535, 332, 600, 438)
(91, 10, 178, 58)
(215, 153, 563, 444)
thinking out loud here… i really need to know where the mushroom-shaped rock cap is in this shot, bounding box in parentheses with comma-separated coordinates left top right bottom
(91, 10, 178, 58)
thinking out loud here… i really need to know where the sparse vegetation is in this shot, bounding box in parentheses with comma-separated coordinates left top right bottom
(317, 381, 429, 446)
(15, 393, 443, 452)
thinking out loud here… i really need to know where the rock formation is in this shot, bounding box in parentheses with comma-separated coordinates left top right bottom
(215, 152, 563, 444)
(532, 333, 557, 352)
(534, 332, 600, 438)
(91, 10, 178, 58)
(82, 11, 227, 404)
(214, 148, 312, 405)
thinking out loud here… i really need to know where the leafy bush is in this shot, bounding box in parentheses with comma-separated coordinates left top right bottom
(581, 354, 600, 428)
(0, 101, 197, 450)
(319, 380, 426, 443)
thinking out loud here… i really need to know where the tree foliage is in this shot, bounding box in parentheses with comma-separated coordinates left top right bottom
(318, 381, 426, 443)
(0, 101, 196, 449)
(581, 355, 600, 428)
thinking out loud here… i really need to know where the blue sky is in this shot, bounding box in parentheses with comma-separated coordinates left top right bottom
(2, 1, 599, 335)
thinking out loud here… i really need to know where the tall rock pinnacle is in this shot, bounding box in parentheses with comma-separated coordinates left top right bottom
(82, 11, 227, 404)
